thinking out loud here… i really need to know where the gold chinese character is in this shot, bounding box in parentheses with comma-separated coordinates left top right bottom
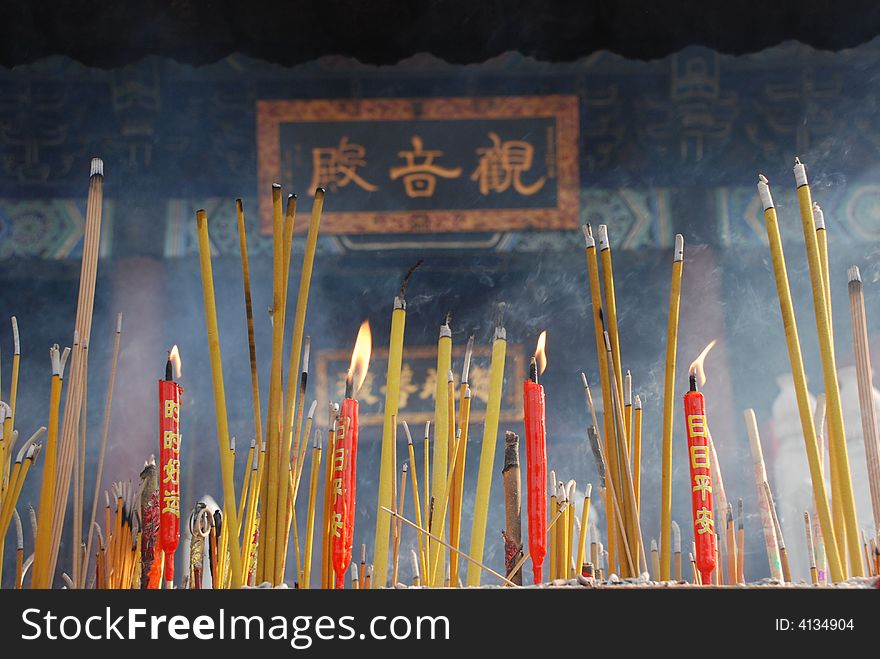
(164, 399, 179, 421)
(332, 512, 344, 538)
(333, 447, 345, 473)
(695, 507, 714, 535)
(309, 136, 379, 193)
(692, 474, 712, 501)
(163, 430, 180, 453)
(690, 444, 710, 470)
(162, 492, 180, 518)
(418, 368, 438, 402)
(381, 362, 420, 409)
(687, 414, 707, 437)
(389, 136, 462, 197)
(162, 459, 180, 486)
(333, 477, 344, 504)
(471, 132, 546, 196)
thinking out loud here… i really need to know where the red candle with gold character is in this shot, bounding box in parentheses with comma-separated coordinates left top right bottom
(523, 331, 548, 584)
(684, 371, 716, 584)
(159, 345, 182, 589)
(332, 321, 371, 589)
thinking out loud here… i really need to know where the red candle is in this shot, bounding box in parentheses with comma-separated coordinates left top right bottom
(332, 321, 371, 589)
(523, 331, 548, 584)
(158, 345, 182, 589)
(684, 372, 716, 584)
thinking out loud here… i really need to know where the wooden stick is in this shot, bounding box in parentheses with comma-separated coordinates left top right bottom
(382, 507, 517, 587)
(672, 520, 682, 582)
(793, 159, 862, 576)
(196, 208, 244, 588)
(744, 408, 784, 581)
(392, 464, 407, 586)
(757, 175, 844, 582)
(48, 160, 104, 581)
(726, 504, 736, 586)
(503, 501, 571, 586)
(81, 314, 122, 584)
(301, 431, 322, 588)
(651, 539, 660, 580)
(805, 511, 818, 585)
(449, 347, 472, 587)
(660, 234, 684, 581)
(403, 421, 427, 582)
(736, 499, 745, 584)
(763, 481, 790, 583)
(847, 266, 880, 533)
(606, 333, 647, 575)
(581, 371, 616, 576)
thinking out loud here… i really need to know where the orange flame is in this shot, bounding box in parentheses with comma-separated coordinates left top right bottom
(534, 330, 548, 375)
(347, 320, 372, 393)
(688, 339, 717, 388)
(168, 345, 182, 379)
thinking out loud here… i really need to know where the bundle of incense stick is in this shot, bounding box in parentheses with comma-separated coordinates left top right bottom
(8, 156, 880, 591)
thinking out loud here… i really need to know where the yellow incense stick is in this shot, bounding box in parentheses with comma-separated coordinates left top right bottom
(449, 374, 472, 586)
(466, 324, 506, 586)
(302, 431, 322, 588)
(33, 347, 66, 588)
(633, 395, 643, 510)
(660, 234, 684, 581)
(582, 226, 619, 573)
(576, 484, 592, 574)
(428, 319, 452, 580)
(794, 161, 861, 575)
(757, 175, 843, 582)
(196, 209, 244, 588)
(373, 290, 408, 589)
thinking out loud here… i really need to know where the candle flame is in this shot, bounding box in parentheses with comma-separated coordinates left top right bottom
(347, 320, 372, 393)
(534, 330, 547, 375)
(688, 339, 717, 388)
(169, 345, 182, 379)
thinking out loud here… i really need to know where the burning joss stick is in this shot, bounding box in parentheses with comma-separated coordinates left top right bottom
(660, 234, 684, 581)
(449, 337, 474, 587)
(793, 159, 862, 576)
(466, 316, 507, 586)
(672, 520, 682, 582)
(757, 175, 843, 583)
(582, 226, 619, 574)
(373, 261, 420, 589)
(428, 315, 452, 584)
